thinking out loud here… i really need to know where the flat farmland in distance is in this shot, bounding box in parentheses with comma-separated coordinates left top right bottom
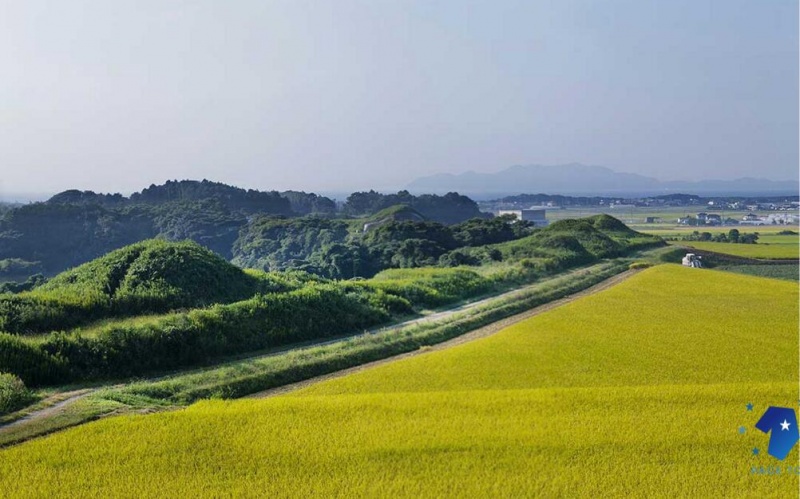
(718, 263, 798, 281)
(638, 225, 799, 237)
(0, 265, 797, 498)
(544, 206, 792, 226)
(675, 240, 798, 259)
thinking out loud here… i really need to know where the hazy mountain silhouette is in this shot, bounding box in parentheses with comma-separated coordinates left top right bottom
(406, 164, 798, 197)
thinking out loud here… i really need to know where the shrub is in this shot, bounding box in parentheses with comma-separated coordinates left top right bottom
(0, 372, 35, 415)
(0, 333, 67, 385)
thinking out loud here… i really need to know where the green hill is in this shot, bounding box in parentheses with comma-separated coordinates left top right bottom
(40, 239, 259, 305)
(363, 205, 427, 224)
(0, 240, 280, 335)
(474, 215, 663, 268)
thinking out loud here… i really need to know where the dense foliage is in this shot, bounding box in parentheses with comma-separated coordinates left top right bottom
(677, 229, 758, 244)
(464, 215, 663, 270)
(0, 274, 46, 294)
(343, 190, 485, 224)
(0, 182, 490, 279)
(232, 217, 357, 276)
(32, 284, 395, 382)
(0, 240, 293, 334)
(232, 214, 535, 278)
(0, 372, 35, 415)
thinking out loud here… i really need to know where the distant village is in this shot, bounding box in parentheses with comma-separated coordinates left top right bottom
(481, 193, 800, 227)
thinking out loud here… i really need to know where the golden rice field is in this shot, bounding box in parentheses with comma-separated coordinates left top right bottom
(0, 265, 797, 498)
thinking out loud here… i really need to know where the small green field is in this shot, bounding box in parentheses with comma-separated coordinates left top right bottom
(1, 265, 796, 497)
(675, 240, 798, 259)
(718, 264, 799, 282)
(639, 225, 799, 238)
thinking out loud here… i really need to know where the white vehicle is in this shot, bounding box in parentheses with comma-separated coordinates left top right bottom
(681, 253, 703, 268)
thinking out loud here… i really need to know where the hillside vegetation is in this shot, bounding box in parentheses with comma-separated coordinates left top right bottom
(1, 266, 795, 497)
(0, 240, 284, 334)
(466, 214, 661, 268)
(0, 181, 489, 280)
(0, 217, 662, 386)
(231, 210, 537, 278)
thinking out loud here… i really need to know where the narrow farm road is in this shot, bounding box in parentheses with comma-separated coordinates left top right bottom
(0, 266, 637, 436)
(249, 268, 639, 398)
(0, 390, 93, 432)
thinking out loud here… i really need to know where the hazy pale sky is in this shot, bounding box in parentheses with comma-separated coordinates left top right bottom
(0, 0, 797, 196)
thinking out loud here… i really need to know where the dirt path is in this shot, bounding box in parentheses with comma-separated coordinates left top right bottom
(0, 266, 633, 434)
(0, 389, 93, 432)
(249, 269, 639, 398)
(211, 265, 605, 362)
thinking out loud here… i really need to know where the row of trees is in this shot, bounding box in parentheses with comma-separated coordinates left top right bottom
(679, 229, 758, 244)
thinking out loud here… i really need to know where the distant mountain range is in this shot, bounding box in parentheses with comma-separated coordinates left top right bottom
(406, 164, 799, 198)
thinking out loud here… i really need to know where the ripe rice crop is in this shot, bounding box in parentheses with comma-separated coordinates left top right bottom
(0, 265, 797, 497)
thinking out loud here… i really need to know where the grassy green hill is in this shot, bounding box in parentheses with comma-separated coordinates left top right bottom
(473, 214, 663, 268)
(1, 265, 794, 497)
(39, 239, 262, 304)
(0, 240, 281, 335)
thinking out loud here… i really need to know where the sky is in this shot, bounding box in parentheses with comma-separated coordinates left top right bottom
(0, 0, 797, 198)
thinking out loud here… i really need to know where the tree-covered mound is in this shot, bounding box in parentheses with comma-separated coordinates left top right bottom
(0, 240, 287, 334)
(232, 209, 535, 279)
(40, 239, 261, 304)
(466, 215, 663, 269)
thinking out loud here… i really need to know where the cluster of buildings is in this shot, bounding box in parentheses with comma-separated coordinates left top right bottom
(677, 211, 799, 226)
(496, 209, 549, 227)
(740, 213, 799, 226)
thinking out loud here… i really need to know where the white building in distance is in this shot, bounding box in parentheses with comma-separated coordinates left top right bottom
(497, 209, 549, 226)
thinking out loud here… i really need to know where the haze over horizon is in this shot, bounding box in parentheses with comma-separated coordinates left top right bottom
(1, 1, 797, 197)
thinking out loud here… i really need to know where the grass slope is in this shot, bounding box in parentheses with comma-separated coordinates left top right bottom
(0, 265, 796, 497)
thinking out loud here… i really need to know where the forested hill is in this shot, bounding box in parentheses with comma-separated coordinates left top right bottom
(0, 180, 488, 282)
(343, 190, 485, 224)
